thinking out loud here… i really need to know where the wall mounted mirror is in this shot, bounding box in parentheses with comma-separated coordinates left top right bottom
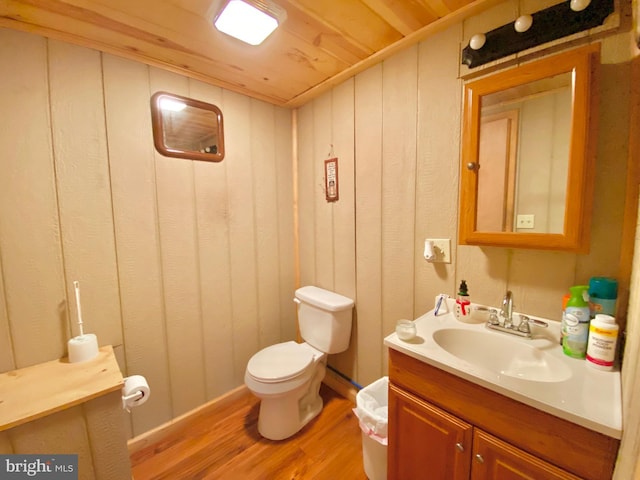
(150, 92, 225, 162)
(459, 44, 600, 252)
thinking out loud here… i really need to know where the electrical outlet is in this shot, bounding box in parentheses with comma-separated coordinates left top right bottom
(516, 214, 535, 229)
(426, 238, 451, 264)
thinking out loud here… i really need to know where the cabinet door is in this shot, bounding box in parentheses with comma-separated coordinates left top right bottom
(389, 384, 472, 480)
(471, 430, 581, 480)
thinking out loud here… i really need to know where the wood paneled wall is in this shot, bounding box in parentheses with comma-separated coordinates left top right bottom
(296, 16, 633, 389)
(0, 28, 295, 438)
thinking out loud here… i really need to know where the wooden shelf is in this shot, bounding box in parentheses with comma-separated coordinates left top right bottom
(0, 345, 123, 432)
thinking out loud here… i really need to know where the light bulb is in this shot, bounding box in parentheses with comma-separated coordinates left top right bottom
(570, 0, 591, 12)
(514, 15, 533, 33)
(469, 33, 486, 50)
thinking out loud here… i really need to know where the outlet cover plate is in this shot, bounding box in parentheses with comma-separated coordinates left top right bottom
(516, 214, 535, 229)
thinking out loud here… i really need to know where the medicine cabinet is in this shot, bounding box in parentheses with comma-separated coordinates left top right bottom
(458, 44, 600, 252)
(150, 91, 225, 162)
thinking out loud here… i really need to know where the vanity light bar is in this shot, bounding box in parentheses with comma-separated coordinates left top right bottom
(462, 0, 613, 68)
(214, 0, 286, 46)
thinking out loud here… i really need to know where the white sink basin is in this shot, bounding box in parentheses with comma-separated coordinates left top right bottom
(432, 328, 572, 383)
(383, 298, 622, 438)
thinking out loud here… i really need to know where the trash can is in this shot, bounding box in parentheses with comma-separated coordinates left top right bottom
(354, 376, 388, 480)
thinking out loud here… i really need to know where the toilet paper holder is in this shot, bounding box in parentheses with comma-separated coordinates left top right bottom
(122, 375, 150, 412)
(122, 391, 144, 403)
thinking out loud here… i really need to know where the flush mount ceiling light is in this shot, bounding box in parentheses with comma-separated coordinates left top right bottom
(214, 0, 286, 46)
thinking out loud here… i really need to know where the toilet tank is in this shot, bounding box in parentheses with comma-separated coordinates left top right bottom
(294, 286, 354, 354)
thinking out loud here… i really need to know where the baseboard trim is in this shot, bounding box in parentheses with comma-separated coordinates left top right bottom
(322, 368, 358, 404)
(127, 384, 248, 455)
(128, 372, 357, 455)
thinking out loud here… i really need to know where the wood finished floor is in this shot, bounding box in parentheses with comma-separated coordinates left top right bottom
(130, 384, 368, 479)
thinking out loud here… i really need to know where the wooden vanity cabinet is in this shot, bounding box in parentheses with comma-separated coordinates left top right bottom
(471, 429, 580, 480)
(389, 385, 579, 480)
(389, 384, 472, 479)
(388, 349, 619, 480)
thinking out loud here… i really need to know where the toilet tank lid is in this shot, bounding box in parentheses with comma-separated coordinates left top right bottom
(295, 286, 354, 312)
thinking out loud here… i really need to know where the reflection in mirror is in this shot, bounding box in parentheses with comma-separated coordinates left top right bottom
(477, 72, 571, 234)
(150, 92, 225, 162)
(459, 44, 600, 252)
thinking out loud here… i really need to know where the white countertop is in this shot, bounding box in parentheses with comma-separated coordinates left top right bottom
(384, 299, 622, 439)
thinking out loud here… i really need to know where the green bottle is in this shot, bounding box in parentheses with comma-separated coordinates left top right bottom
(562, 285, 590, 358)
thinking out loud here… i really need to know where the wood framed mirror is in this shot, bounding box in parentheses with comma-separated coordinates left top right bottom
(459, 44, 600, 252)
(150, 91, 225, 162)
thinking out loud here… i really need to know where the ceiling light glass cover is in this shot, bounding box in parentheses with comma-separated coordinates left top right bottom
(570, 0, 591, 12)
(214, 0, 285, 46)
(514, 15, 533, 33)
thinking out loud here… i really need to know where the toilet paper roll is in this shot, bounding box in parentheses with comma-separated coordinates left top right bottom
(122, 375, 150, 411)
(68, 333, 99, 363)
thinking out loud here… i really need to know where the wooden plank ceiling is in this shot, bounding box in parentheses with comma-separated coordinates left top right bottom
(0, 0, 499, 106)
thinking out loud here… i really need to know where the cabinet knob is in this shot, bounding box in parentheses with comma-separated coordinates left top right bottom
(475, 454, 484, 463)
(455, 443, 464, 452)
(466, 162, 479, 171)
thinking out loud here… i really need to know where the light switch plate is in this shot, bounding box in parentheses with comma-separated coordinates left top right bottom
(426, 238, 451, 264)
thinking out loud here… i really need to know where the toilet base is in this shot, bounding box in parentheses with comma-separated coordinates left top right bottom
(256, 362, 326, 441)
(257, 391, 323, 441)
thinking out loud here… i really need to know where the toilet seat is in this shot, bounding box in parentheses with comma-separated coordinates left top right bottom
(247, 341, 315, 383)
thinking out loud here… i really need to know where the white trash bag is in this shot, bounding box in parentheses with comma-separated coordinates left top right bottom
(354, 376, 389, 446)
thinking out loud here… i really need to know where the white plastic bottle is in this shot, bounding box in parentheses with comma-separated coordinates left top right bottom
(586, 314, 619, 371)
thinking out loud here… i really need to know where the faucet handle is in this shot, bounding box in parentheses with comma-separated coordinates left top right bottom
(488, 311, 500, 325)
(517, 315, 531, 334)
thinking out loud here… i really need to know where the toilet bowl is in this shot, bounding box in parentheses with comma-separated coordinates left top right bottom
(245, 286, 354, 441)
(245, 341, 326, 440)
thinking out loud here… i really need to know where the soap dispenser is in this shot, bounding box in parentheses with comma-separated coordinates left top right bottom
(455, 280, 471, 321)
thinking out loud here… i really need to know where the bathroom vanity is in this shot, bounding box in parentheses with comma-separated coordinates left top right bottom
(384, 302, 621, 480)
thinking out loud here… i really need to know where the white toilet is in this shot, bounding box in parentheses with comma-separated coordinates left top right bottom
(244, 285, 354, 440)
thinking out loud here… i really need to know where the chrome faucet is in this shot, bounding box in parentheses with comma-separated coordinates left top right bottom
(501, 291, 514, 328)
(485, 290, 549, 338)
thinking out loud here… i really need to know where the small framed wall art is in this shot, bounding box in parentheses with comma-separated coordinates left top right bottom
(324, 157, 339, 202)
